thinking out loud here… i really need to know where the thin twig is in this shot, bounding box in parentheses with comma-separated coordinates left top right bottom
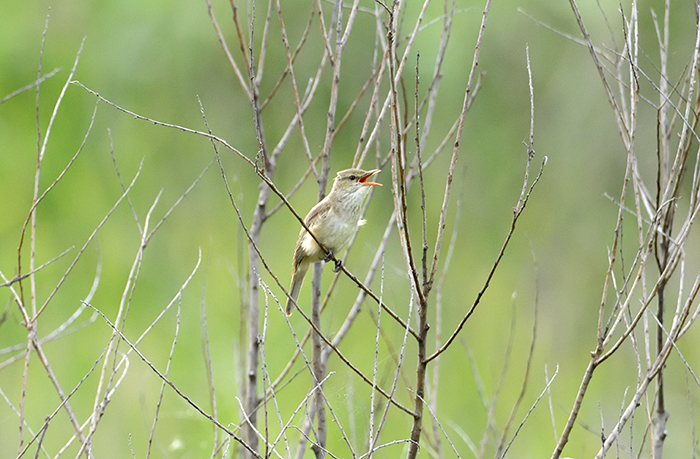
(426, 154, 546, 364)
(88, 303, 261, 458)
(0, 68, 61, 105)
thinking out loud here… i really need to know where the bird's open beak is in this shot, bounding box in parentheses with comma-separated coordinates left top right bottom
(359, 169, 382, 186)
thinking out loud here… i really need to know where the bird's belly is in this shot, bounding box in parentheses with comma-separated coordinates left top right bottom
(304, 220, 355, 260)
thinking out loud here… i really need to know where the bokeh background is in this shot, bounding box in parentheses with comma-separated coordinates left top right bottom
(2, 0, 699, 458)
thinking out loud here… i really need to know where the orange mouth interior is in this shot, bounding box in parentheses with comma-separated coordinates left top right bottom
(359, 172, 382, 186)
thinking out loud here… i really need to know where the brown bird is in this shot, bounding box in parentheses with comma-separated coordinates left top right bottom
(285, 168, 382, 315)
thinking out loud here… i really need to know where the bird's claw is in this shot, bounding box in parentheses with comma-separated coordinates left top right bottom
(322, 249, 335, 263)
(321, 249, 343, 272)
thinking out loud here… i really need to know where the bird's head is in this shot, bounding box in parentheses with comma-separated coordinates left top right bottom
(331, 168, 382, 194)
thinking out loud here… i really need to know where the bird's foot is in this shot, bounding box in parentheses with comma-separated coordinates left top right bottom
(322, 249, 335, 263)
(322, 249, 343, 272)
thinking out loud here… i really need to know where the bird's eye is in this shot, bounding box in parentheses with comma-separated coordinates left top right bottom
(349, 175, 356, 180)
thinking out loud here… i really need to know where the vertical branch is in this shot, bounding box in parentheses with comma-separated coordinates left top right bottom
(17, 13, 51, 452)
(258, 281, 271, 459)
(243, 0, 268, 453)
(415, 53, 428, 288)
(369, 273, 413, 457)
(200, 283, 222, 459)
(406, 42, 428, 459)
(367, 266, 382, 455)
(387, 3, 424, 317)
(652, 2, 671, 456)
(419, 0, 455, 152)
(274, 0, 318, 179)
(308, 1, 339, 455)
(309, 262, 327, 459)
(16, 34, 91, 457)
(306, 1, 360, 456)
(207, 0, 252, 99)
(243, 124, 264, 459)
(382, 0, 423, 456)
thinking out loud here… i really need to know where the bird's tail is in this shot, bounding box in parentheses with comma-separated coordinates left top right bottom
(285, 261, 309, 315)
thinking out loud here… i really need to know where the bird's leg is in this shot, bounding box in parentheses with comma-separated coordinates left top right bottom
(333, 258, 343, 273)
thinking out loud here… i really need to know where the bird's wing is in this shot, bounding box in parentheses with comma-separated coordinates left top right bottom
(303, 199, 332, 228)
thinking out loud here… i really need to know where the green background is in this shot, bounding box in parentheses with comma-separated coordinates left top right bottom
(1, 0, 699, 458)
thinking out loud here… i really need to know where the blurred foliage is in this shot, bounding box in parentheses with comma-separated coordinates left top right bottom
(1, 0, 700, 458)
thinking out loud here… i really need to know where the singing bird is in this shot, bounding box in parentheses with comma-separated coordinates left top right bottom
(285, 168, 382, 315)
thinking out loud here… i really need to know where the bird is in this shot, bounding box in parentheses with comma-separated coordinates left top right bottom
(285, 168, 382, 315)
